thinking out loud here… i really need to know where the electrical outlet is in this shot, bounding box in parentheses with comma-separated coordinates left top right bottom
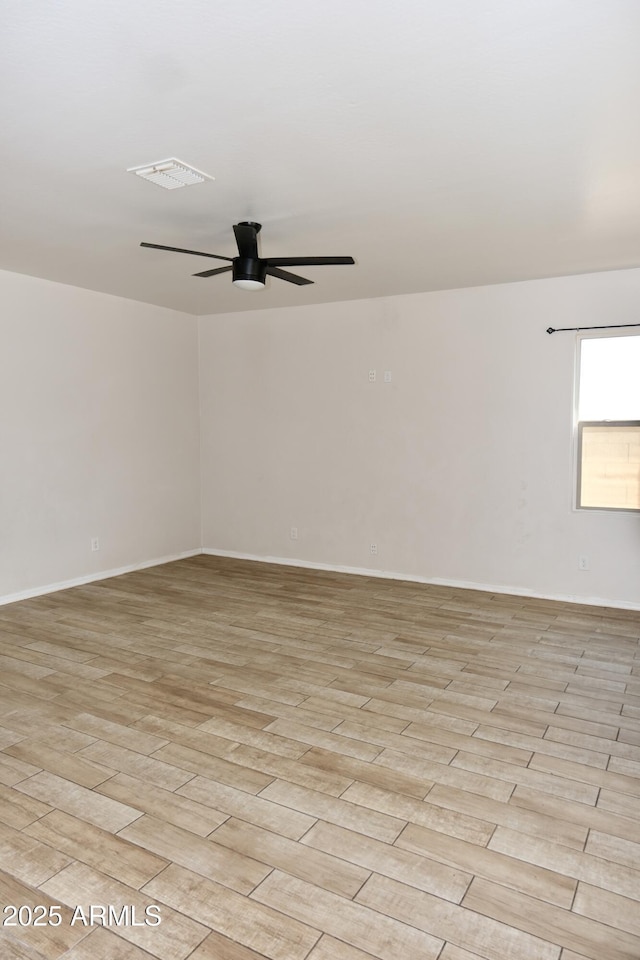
(578, 555, 589, 571)
(370, 543, 378, 555)
(290, 526, 298, 540)
(91, 538, 100, 552)
(369, 369, 376, 382)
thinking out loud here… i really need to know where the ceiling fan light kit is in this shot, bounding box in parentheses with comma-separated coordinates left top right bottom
(141, 221, 354, 291)
(233, 278, 266, 291)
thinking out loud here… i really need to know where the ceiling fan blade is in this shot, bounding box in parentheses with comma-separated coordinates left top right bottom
(265, 256, 355, 267)
(193, 265, 233, 278)
(265, 266, 313, 286)
(140, 242, 233, 262)
(233, 222, 260, 258)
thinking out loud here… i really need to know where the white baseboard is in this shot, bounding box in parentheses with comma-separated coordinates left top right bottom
(3, 546, 637, 612)
(202, 547, 640, 611)
(0, 549, 203, 607)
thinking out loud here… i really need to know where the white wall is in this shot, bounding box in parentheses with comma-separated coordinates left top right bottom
(199, 268, 640, 608)
(0, 270, 201, 600)
(4, 265, 638, 608)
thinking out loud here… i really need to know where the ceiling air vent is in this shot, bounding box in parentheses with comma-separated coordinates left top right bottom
(126, 158, 214, 190)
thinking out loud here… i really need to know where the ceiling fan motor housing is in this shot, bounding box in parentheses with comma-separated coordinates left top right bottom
(233, 256, 266, 284)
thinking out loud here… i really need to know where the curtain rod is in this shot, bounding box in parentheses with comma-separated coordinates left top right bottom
(546, 322, 640, 334)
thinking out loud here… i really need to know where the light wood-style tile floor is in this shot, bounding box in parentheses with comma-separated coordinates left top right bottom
(0, 555, 639, 960)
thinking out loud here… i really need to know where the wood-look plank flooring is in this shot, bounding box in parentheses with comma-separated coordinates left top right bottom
(0, 555, 639, 960)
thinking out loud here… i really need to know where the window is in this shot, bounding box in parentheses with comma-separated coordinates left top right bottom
(576, 334, 640, 511)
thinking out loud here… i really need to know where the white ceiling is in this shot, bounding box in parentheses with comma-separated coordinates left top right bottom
(2, 1, 640, 315)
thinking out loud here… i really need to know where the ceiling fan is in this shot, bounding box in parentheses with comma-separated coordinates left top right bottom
(141, 221, 355, 291)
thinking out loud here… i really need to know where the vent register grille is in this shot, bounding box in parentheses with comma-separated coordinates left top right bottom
(127, 159, 214, 190)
